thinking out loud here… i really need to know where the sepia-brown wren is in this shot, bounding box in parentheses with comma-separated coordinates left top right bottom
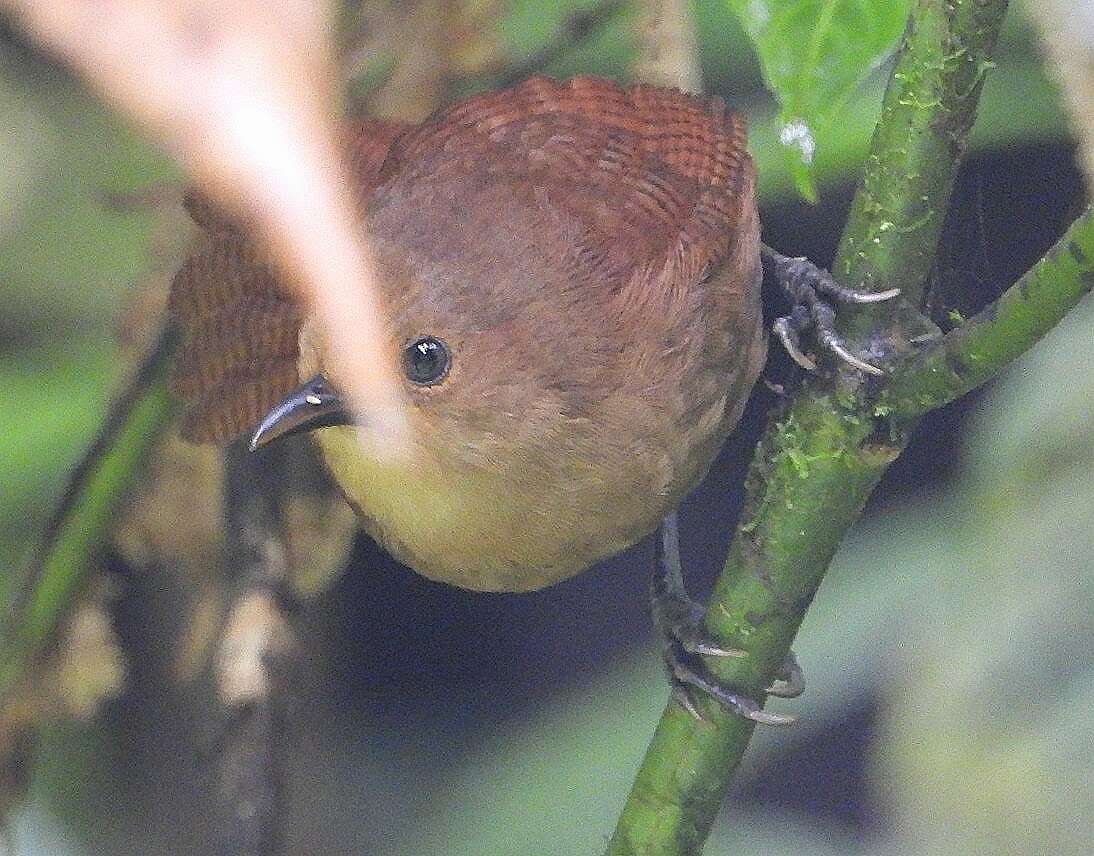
(169, 76, 890, 722)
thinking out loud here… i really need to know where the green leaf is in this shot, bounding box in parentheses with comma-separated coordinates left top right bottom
(727, 0, 910, 201)
(0, 330, 177, 697)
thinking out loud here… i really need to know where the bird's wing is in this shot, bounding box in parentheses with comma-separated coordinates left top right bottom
(381, 76, 754, 298)
(169, 120, 409, 443)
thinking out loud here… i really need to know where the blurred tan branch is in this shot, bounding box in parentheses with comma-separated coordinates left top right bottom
(632, 0, 702, 93)
(1, 0, 407, 450)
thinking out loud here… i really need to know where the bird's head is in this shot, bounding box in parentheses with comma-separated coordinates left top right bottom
(253, 156, 624, 478)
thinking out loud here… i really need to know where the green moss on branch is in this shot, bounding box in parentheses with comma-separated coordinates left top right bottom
(879, 205, 1094, 425)
(836, 0, 1010, 312)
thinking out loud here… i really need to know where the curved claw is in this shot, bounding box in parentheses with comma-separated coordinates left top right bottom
(736, 700, 797, 728)
(765, 652, 805, 699)
(840, 286, 901, 304)
(692, 641, 749, 658)
(828, 339, 885, 376)
(764, 244, 896, 376)
(774, 316, 817, 371)
(670, 664, 797, 727)
(662, 613, 749, 659)
(653, 513, 798, 727)
(671, 683, 704, 721)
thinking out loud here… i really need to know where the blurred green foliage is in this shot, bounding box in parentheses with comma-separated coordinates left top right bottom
(0, 331, 174, 695)
(726, 0, 910, 200)
(0, 48, 178, 579)
(0, 1, 1089, 854)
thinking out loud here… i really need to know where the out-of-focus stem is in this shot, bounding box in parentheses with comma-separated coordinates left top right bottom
(632, 0, 703, 93)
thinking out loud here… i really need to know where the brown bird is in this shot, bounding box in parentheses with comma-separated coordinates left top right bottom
(169, 76, 891, 723)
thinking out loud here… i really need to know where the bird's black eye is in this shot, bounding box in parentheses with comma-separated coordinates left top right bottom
(402, 336, 451, 386)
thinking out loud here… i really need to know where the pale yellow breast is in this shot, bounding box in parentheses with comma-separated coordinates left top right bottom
(316, 426, 641, 591)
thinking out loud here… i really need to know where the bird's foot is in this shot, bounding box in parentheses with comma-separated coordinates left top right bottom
(651, 514, 800, 726)
(762, 244, 900, 376)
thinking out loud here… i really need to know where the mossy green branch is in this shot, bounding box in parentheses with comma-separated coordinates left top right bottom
(837, 0, 1008, 312)
(879, 205, 1094, 425)
(608, 397, 897, 855)
(607, 1, 1009, 853)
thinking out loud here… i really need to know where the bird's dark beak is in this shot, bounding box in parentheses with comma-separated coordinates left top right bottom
(249, 374, 352, 451)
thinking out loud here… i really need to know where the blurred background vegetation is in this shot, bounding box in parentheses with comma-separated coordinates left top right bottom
(0, 1, 1090, 854)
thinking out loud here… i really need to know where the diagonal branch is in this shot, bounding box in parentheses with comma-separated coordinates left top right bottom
(215, 441, 299, 856)
(607, 1, 1011, 853)
(632, 0, 703, 93)
(835, 0, 1011, 311)
(492, 1, 629, 89)
(879, 205, 1094, 424)
(1, 327, 177, 697)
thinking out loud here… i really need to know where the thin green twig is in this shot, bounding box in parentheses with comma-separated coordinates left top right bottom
(0, 328, 178, 697)
(879, 205, 1094, 424)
